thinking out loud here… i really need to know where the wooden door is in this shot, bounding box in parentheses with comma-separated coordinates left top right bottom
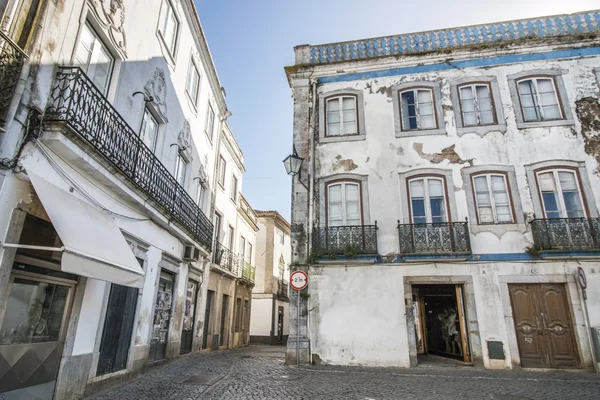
(508, 283, 579, 368)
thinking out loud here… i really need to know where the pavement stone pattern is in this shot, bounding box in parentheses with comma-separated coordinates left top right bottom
(87, 345, 600, 400)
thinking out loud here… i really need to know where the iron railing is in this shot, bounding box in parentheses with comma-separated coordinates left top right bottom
(397, 220, 471, 255)
(45, 67, 213, 251)
(312, 223, 378, 256)
(213, 242, 240, 274)
(0, 31, 27, 125)
(531, 218, 600, 251)
(241, 261, 256, 283)
(277, 279, 288, 297)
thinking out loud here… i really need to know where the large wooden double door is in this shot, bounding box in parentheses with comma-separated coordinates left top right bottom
(508, 283, 580, 369)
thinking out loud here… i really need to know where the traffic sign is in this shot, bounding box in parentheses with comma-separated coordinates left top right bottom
(290, 270, 308, 291)
(578, 267, 587, 289)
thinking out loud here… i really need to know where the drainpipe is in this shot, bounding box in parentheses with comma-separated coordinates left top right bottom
(307, 78, 317, 258)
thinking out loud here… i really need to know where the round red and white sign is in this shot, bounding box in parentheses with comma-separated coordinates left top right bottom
(290, 270, 308, 291)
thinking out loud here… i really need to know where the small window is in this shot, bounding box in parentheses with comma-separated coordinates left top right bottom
(537, 170, 585, 219)
(205, 105, 215, 141)
(239, 236, 246, 259)
(218, 156, 226, 187)
(196, 185, 204, 207)
(74, 22, 114, 94)
(227, 225, 234, 250)
(230, 175, 238, 202)
(140, 108, 159, 151)
(158, 0, 179, 56)
(246, 242, 253, 264)
(472, 173, 513, 224)
(327, 181, 361, 227)
(409, 177, 447, 223)
(458, 84, 496, 126)
(214, 212, 222, 242)
(186, 61, 200, 106)
(400, 89, 436, 131)
(175, 153, 187, 187)
(278, 229, 285, 245)
(517, 77, 562, 122)
(325, 95, 357, 136)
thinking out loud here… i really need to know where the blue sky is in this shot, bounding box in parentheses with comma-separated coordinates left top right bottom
(197, 0, 597, 222)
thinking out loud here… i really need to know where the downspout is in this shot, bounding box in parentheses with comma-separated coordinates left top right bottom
(306, 78, 317, 364)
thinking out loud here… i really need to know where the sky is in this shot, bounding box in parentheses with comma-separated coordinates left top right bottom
(196, 0, 598, 222)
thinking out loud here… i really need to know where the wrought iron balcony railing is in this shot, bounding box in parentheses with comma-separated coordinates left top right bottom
(277, 279, 288, 297)
(241, 261, 256, 283)
(0, 31, 28, 126)
(312, 223, 378, 256)
(213, 242, 241, 274)
(397, 220, 471, 255)
(531, 218, 600, 251)
(45, 67, 213, 251)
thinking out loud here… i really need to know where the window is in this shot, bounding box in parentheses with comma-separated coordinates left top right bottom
(239, 236, 246, 260)
(327, 181, 361, 226)
(537, 170, 585, 219)
(325, 95, 357, 136)
(196, 185, 205, 207)
(158, 0, 179, 56)
(205, 105, 215, 141)
(186, 61, 200, 106)
(517, 77, 562, 122)
(234, 298, 242, 332)
(174, 153, 187, 186)
(230, 175, 238, 202)
(214, 212, 222, 243)
(246, 243, 252, 263)
(458, 84, 495, 126)
(74, 22, 114, 94)
(140, 108, 159, 151)
(409, 177, 447, 224)
(218, 156, 226, 187)
(472, 174, 513, 224)
(277, 229, 285, 245)
(227, 225, 234, 250)
(400, 89, 436, 131)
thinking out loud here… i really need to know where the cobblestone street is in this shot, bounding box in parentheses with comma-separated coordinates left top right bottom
(86, 345, 600, 400)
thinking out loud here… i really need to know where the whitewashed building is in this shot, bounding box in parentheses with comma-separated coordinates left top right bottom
(250, 210, 291, 345)
(0, 0, 249, 399)
(285, 10, 600, 371)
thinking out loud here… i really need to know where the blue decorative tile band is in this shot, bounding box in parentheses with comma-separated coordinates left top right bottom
(306, 11, 600, 65)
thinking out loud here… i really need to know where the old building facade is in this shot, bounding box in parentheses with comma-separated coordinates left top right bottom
(285, 11, 600, 371)
(0, 0, 253, 399)
(250, 210, 291, 345)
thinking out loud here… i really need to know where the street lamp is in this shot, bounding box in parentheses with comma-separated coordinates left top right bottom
(283, 145, 308, 190)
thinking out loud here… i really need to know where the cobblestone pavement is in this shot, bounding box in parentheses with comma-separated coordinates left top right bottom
(87, 345, 600, 400)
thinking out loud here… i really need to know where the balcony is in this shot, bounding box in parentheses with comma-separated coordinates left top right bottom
(45, 67, 213, 251)
(241, 261, 256, 284)
(531, 218, 600, 252)
(397, 220, 471, 255)
(312, 224, 378, 256)
(213, 242, 241, 275)
(0, 31, 28, 126)
(277, 279, 288, 298)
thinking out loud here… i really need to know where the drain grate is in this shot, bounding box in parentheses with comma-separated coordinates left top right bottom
(182, 375, 223, 386)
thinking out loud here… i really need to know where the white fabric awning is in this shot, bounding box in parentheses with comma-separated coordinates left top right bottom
(27, 172, 145, 288)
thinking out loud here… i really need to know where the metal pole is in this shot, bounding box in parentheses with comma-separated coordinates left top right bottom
(296, 291, 300, 365)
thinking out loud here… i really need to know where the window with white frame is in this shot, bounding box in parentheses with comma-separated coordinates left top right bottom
(186, 60, 200, 106)
(240, 236, 246, 258)
(230, 175, 238, 202)
(140, 108, 159, 151)
(325, 95, 358, 136)
(472, 173, 513, 224)
(246, 242, 252, 263)
(218, 155, 226, 187)
(537, 169, 585, 219)
(158, 0, 179, 56)
(409, 177, 447, 224)
(205, 105, 215, 141)
(517, 77, 562, 122)
(400, 88, 437, 131)
(458, 83, 496, 126)
(175, 153, 187, 186)
(74, 22, 114, 95)
(327, 181, 361, 227)
(277, 229, 285, 245)
(227, 225, 234, 250)
(196, 184, 205, 206)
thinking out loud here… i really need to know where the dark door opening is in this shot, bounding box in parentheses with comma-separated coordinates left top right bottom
(202, 290, 214, 349)
(180, 280, 198, 355)
(149, 271, 174, 361)
(413, 284, 471, 363)
(277, 306, 284, 344)
(219, 294, 229, 347)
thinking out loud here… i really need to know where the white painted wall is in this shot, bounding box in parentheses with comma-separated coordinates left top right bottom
(249, 298, 272, 337)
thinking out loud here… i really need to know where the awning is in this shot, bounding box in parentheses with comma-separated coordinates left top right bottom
(26, 172, 145, 288)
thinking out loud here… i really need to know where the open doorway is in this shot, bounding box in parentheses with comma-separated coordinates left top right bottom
(412, 284, 471, 364)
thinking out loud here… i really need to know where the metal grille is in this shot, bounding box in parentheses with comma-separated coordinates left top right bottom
(45, 67, 213, 251)
(312, 224, 378, 255)
(397, 220, 471, 255)
(212, 242, 241, 274)
(0, 31, 27, 125)
(531, 218, 600, 251)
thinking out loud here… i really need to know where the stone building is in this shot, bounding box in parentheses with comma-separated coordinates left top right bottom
(285, 10, 600, 371)
(250, 210, 291, 345)
(0, 0, 252, 399)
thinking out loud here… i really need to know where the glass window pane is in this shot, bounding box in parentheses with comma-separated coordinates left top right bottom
(74, 24, 95, 68)
(479, 110, 495, 125)
(558, 171, 577, 191)
(411, 199, 426, 221)
(344, 120, 357, 135)
(430, 198, 446, 221)
(462, 111, 477, 126)
(327, 98, 340, 111)
(342, 97, 356, 111)
(328, 185, 341, 202)
(476, 192, 491, 206)
(474, 176, 488, 192)
(420, 115, 435, 129)
(345, 201, 360, 222)
(92, 46, 113, 94)
(401, 91, 417, 130)
(327, 121, 340, 136)
(542, 104, 561, 120)
(538, 172, 556, 192)
(478, 207, 494, 223)
(562, 192, 583, 216)
(427, 179, 443, 197)
(417, 90, 432, 103)
(345, 184, 359, 201)
(459, 86, 473, 100)
(542, 192, 560, 218)
(410, 180, 424, 198)
(496, 206, 513, 222)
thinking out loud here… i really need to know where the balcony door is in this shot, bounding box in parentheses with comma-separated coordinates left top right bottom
(73, 22, 114, 95)
(326, 181, 363, 253)
(409, 177, 449, 253)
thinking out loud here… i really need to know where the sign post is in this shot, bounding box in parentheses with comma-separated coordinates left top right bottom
(290, 270, 308, 365)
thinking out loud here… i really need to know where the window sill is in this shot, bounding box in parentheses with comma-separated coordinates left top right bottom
(456, 124, 507, 137)
(395, 128, 446, 138)
(319, 134, 366, 144)
(516, 119, 574, 130)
